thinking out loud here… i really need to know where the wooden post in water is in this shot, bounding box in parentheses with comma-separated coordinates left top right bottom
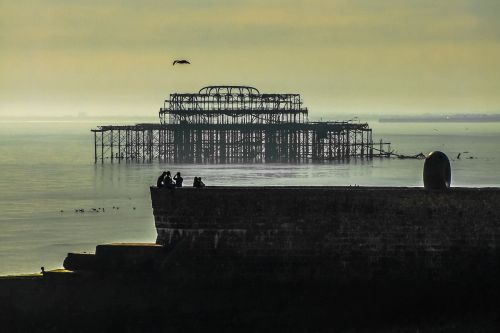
(94, 131, 97, 163)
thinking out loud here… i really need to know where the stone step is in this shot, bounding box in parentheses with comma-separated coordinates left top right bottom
(63, 253, 98, 271)
(64, 243, 166, 273)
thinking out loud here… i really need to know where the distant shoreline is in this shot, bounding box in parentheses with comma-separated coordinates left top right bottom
(380, 115, 500, 123)
(2, 115, 500, 123)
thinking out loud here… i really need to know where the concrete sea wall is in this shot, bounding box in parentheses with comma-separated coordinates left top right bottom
(2, 186, 500, 331)
(152, 186, 500, 282)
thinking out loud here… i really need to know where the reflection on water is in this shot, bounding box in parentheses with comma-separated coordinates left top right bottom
(0, 121, 499, 275)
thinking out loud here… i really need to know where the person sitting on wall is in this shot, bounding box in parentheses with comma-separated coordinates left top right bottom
(165, 171, 175, 189)
(193, 177, 205, 188)
(174, 172, 183, 188)
(156, 171, 168, 188)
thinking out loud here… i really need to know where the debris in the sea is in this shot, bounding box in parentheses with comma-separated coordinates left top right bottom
(395, 152, 426, 159)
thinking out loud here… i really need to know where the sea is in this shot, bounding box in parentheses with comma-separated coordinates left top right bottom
(1, 120, 499, 276)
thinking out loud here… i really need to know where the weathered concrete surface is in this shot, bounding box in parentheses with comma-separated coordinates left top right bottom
(2, 266, 500, 332)
(152, 186, 500, 283)
(3, 187, 500, 331)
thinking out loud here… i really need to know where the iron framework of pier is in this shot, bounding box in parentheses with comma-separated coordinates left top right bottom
(92, 86, 391, 163)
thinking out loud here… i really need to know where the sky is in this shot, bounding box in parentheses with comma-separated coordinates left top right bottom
(1, 0, 500, 118)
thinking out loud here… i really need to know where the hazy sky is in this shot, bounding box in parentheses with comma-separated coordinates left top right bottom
(1, 0, 500, 118)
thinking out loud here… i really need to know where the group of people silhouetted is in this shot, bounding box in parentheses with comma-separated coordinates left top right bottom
(157, 171, 183, 188)
(193, 177, 205, 188)
(156, 171, 204, 188)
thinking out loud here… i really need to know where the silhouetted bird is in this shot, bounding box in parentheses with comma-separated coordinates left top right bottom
(173, 60, 190, 65)
(457, 153, 461, 159)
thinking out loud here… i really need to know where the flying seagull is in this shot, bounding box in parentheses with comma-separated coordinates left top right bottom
(173, 60, 190, 65)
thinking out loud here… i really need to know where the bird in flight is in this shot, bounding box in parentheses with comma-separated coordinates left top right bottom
(173, 60, 190, 65)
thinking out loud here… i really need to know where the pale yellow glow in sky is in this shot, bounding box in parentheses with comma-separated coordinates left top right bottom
(1, 0, 500, 117)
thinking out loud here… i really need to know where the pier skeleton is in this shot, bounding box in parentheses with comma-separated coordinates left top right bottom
(92, 86, 390, 163)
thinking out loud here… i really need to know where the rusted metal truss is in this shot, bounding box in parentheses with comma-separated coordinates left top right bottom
(92, 86, 390, 163)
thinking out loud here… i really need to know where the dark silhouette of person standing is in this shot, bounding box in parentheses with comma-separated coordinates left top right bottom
(157, 171, 168, 188)
(174, 172, 183, 188)
(165, 171, 175, 188)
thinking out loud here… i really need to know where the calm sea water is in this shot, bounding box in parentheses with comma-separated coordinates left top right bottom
(1, 120, 499, 275)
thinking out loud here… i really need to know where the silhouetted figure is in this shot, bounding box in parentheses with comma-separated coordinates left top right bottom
(174, 172, 183, 188)
(457, 153, 461, 159)
(173, 60, 190, 65)
(193, 177, 205, 188)
(157, 171, 168, 188)
(165, 171, 175, 189)
(41, 267, 45, 275)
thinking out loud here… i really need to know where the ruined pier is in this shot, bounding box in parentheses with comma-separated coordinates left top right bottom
(92, 86, 391, 163)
